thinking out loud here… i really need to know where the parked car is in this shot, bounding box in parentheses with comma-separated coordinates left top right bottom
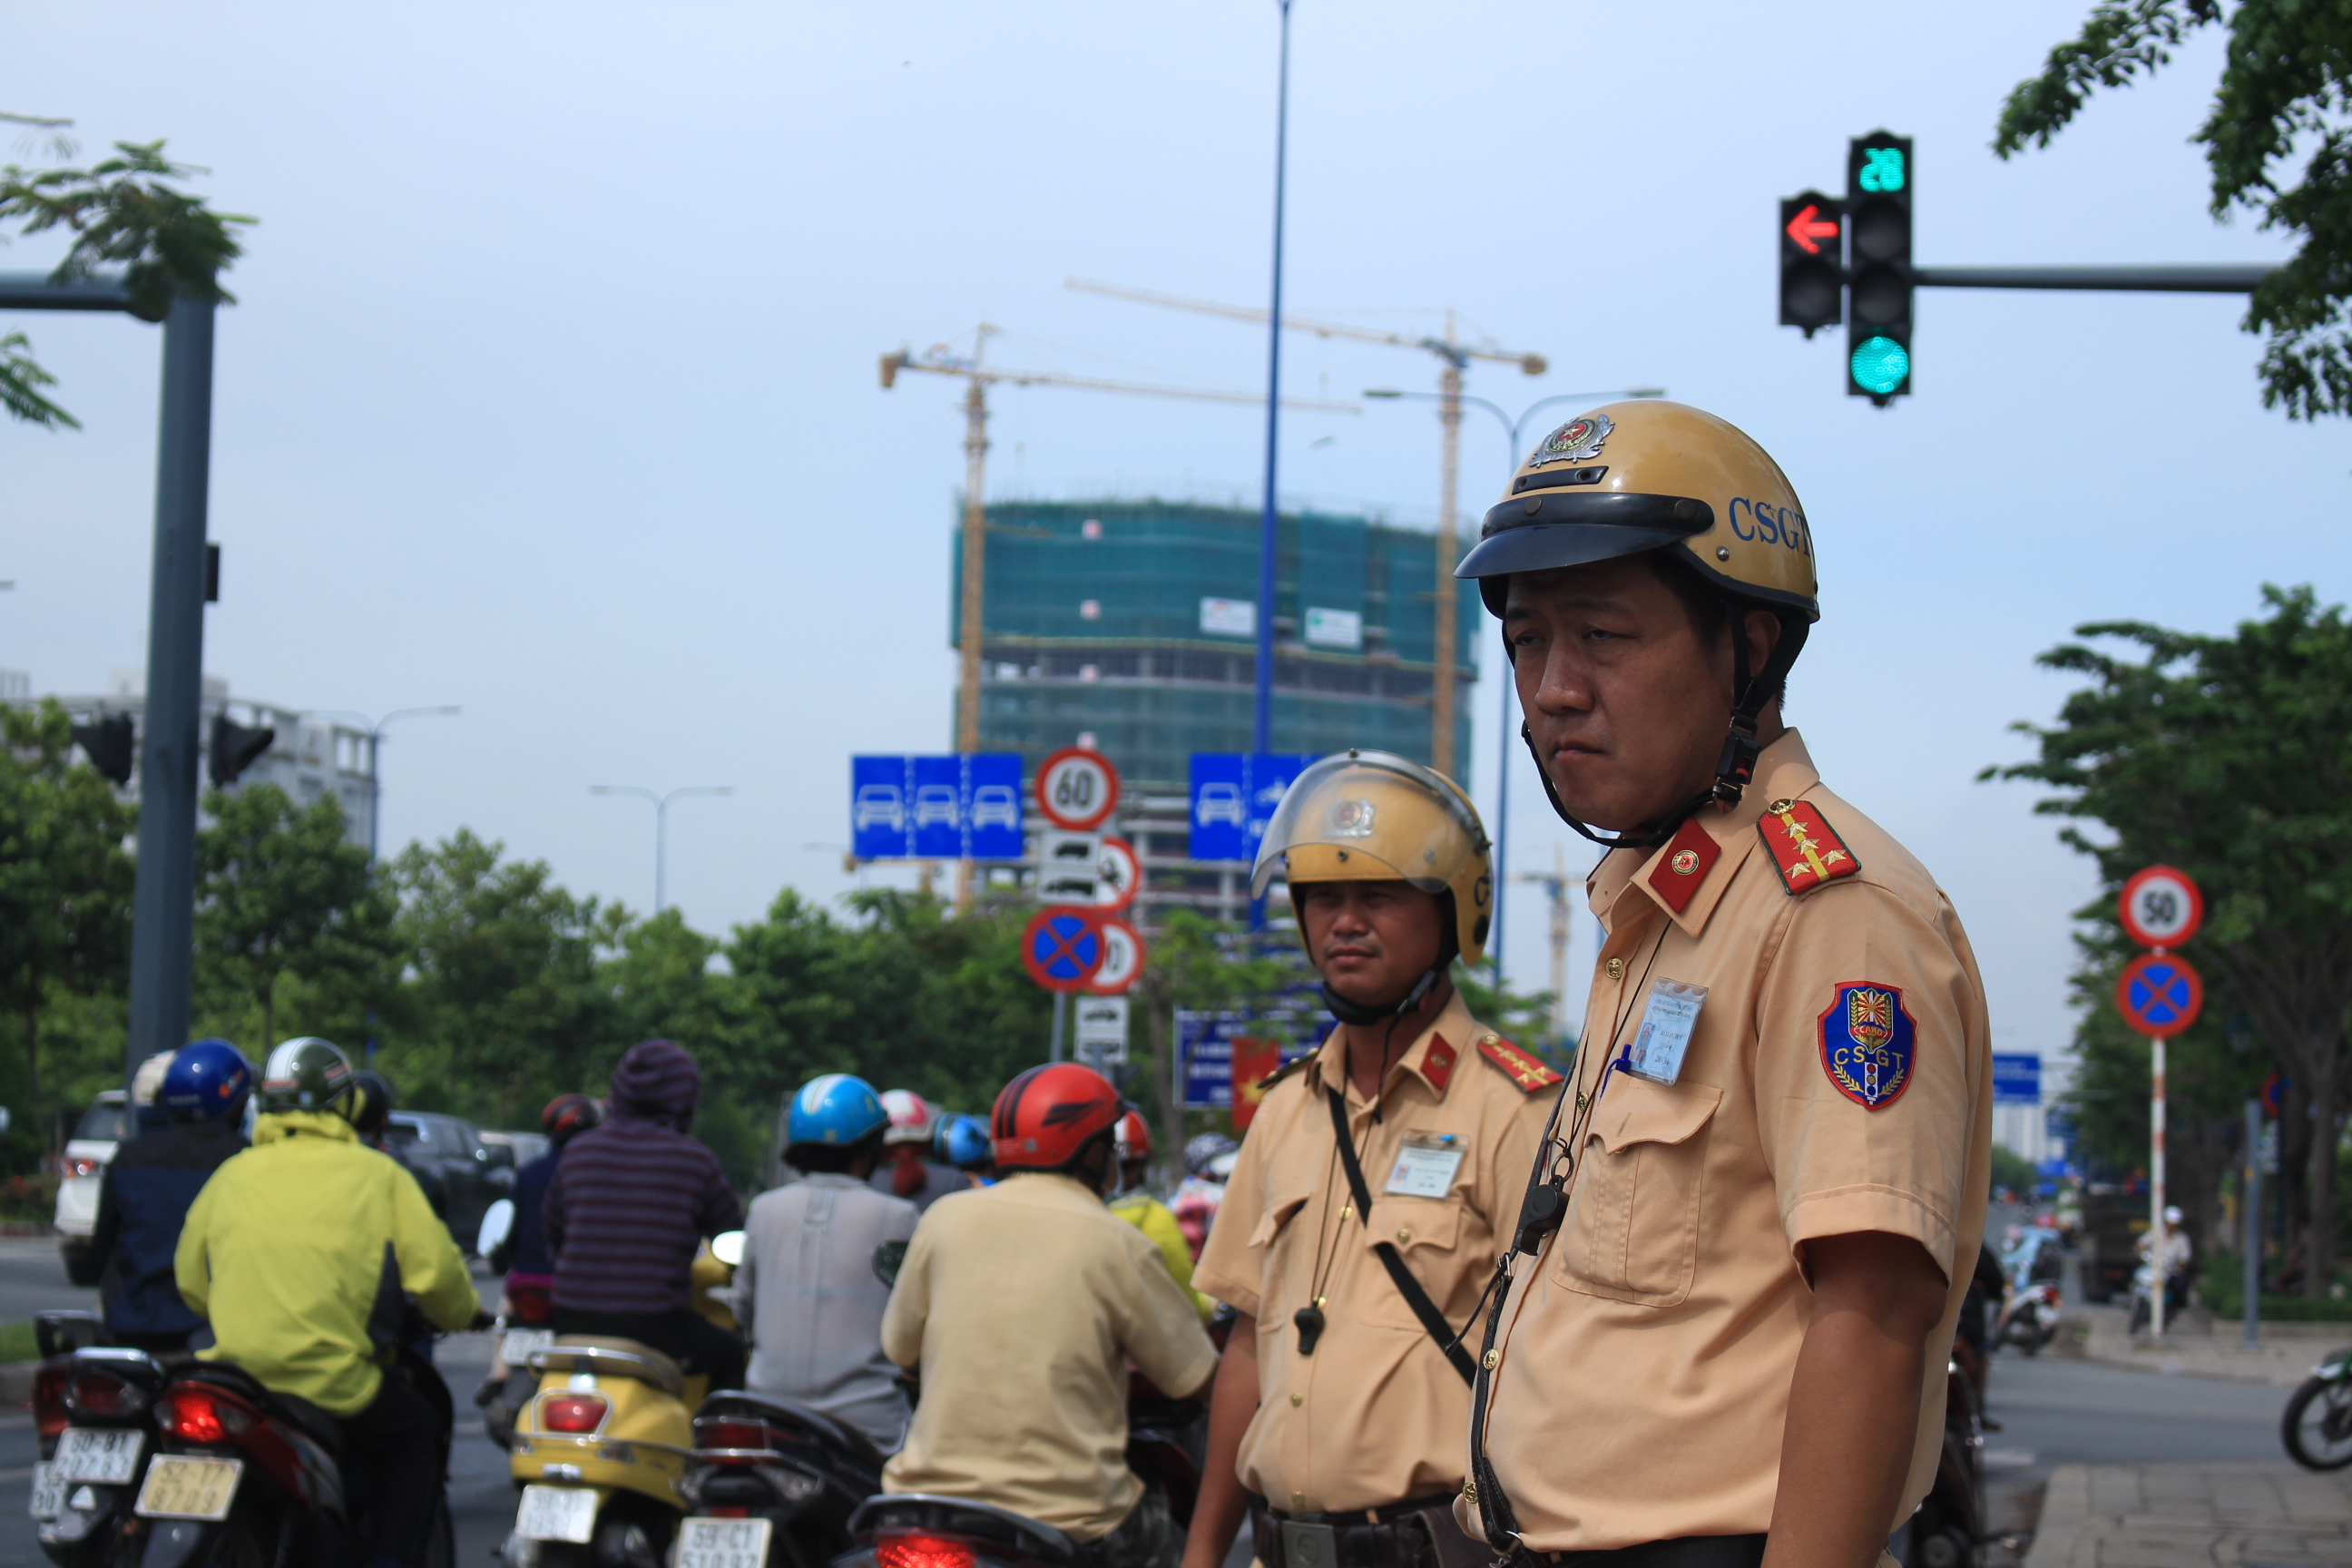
(383, 1111, 514, 1254)
(54, 1092, 131, 1287)
(481, 1130, 551, 1171)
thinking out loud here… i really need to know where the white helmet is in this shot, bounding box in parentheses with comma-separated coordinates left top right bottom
(880, 1089, 935, 1147)
(130, 1051, 176, 1107)
(2163, 1205, 2184, 1226)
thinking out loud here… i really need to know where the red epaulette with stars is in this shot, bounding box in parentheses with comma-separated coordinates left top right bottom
(1476, 1034, 1563, 1093)
(1758, 798, 1861, 896)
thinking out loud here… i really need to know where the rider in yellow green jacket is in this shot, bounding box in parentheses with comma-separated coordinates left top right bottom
(175, 1038, 479, 1567)
(1109, 1112, 1212, 1320)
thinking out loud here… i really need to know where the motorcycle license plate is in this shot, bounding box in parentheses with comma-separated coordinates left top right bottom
(516, 1484, 599, 1544)
(54, 1426, 145, 1484)
(502, 1328, 555, 1365)
(677, 1517, 773, 1568)
(134, 1456, 242, 1521)
(27, 1462, 64, 1520)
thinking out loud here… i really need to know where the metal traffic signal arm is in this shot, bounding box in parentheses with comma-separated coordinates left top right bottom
(1779, 131, 2280, 407)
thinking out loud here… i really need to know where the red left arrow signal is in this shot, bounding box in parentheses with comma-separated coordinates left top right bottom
(1784, 202, 1839, 256)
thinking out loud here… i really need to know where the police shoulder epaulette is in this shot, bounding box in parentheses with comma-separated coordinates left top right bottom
(1256, 1055, 1313, 1094)
(1475, 1033, 1563, 1093)
(1757, 798, 1862, 897)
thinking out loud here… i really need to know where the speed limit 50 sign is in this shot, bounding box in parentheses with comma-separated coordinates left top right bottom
(2119, 865, 2202, 950)
(1035, 747, 1120, 832)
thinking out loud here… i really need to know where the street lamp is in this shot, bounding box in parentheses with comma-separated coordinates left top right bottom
(1362, 385, 1664, 985)
(591, 785, 734, 915)
(303, 705, 461, 861)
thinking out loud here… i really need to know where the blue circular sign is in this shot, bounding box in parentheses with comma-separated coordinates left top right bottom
(1023, 910, 1102, 991)
(2116, 952, 2203, 1038)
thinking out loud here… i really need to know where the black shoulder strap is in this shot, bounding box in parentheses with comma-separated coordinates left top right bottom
(1324, 1086, 1476, 1385)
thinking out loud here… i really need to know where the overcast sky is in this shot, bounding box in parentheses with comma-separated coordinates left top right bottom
(5, 3, 2340, 1076)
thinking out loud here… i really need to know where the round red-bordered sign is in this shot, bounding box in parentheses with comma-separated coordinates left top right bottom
(1093, 838, 1141, 914)
(1083, 917, 1146, 995)
(2116, 951, 2203, 1038)
(2119, 865, 2203, 950)
(1035, 747, 1119, 832)
(1022, 908, 1103, 994)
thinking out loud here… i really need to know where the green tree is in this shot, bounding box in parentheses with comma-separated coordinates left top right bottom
(0, 701, 134, 1145)
(193, 785, 395, 1047)
(1994, 1, 2352, 417)
(1989, 585, 2352, 1293)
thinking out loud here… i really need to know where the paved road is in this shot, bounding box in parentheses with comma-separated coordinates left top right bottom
(0, 1238, 96, 1327)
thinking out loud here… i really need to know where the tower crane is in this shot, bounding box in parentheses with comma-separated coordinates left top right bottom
(879, 323, 1357, 912)
(1514, 843, 1579, 1053)
(1067, 278, 1547, 779)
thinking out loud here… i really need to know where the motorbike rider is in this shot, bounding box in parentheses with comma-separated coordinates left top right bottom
(935, 1112, 996, 1186)
(1107, 1112, 1210, 1319)
(736, 1073, 919, 1451)
(871, 1088, 965, 1211)
(92, 1041, 252, 1352)
(881, 1062, 1218, 1568)
(2139, 1204, 2193, 1310)
(476, 1092, 603, 1416)
(174, 1036, 480, 1568)
(1170, 1133, 1235, 1261)
(544, 1039, 745, 1390)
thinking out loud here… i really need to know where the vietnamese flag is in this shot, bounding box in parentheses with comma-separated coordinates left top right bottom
(1230, 1037, 1280, 1129)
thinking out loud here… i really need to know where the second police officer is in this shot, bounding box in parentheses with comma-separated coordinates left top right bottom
(1452, 401, 1992, 1568)
(1181, 754, 1554, 1568)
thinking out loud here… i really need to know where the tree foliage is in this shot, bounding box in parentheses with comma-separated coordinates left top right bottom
(1994, 1, 2352, 417)
(1988, 584, 2352, 1291)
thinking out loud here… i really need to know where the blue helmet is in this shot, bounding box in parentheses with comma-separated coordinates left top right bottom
(787, 1073, 888, 1149)
(162, 1040, 254, 1123)
(935, 1112, 994, 1171)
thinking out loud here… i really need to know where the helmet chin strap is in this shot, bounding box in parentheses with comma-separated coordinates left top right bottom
(1321, 964, 1438, 1029)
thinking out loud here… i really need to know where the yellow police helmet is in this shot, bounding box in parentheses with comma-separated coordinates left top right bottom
(1454, 399, 1818, 623)
(1249, 750, 1493, 967)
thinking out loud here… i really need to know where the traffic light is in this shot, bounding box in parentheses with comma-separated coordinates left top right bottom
(1779, 192, 1843, 337)
(71, 713, 135, 787)
(1846, 132, 1914, 403)
(208, 712, 275, 788)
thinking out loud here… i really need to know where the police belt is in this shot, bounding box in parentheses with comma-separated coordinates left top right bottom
(1493, 1536, 1766, 1568)
(1252, 1495, 1488, 1568)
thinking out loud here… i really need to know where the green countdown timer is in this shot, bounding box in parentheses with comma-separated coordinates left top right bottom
(1850, 336, 1910, 394)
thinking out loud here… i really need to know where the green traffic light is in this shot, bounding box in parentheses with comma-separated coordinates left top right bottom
(1850, 336, 1909, 394)
(1859, 146, 1906, 192)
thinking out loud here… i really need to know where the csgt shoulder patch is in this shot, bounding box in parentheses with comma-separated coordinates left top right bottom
(1477, 1034, 1563, 1093)
(1818, 982, 1916, 1110)
(1758, 799, 1860, 896)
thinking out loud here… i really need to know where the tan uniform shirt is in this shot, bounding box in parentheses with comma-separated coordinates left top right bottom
(1470, 731, 1992, 1552)
(879, 1173, 1219, 1541)
(1194, 992, 1553, 1514)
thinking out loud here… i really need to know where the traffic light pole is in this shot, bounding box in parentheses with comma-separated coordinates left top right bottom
(1913, 264, 2277, 292)
(1, 274, 218, 1087)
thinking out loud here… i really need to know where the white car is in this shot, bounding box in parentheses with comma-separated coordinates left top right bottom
(913, 785, 961, 829)
(1196, 783, 1246, 828)
(854, 783, 904, 832)
(970, 785, 1019, 830)
(56, 1090, 132, 1286)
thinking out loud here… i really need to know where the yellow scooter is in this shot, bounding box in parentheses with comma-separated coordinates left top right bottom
(502, 1233, 744, 1568)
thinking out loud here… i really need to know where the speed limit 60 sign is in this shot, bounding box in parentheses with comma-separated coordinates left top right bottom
(1036, 747, 1120, 832)
(2119, 865, 2202, 950)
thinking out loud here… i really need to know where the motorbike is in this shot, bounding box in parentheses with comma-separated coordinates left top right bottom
(1898, 1357, 1985, 1568)
(2126, 1259, 2190, 1334)
(475, 1200, 559, 1450)
(1995, 1282, 2063, 1357)
(128, 1338, 456, 1568)
(674, 1391, 885, 1568)
(2282, 1346, 2352, 1470)
(502, 1230, 745, 1568)
(28, 1310, 171, 1567)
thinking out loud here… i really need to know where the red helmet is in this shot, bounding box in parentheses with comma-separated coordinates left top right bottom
(542, 1093, 603, 1146)
(992, 1063, 1124, 1172)
(1114, 1110, 1152, 1163)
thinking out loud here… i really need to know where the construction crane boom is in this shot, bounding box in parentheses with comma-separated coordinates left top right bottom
(1066, 277, 1548, 375)
(881, 347, 1359, 413)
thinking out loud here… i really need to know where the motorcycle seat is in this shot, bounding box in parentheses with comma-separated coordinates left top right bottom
(698, 1389, 889, 1474)
(538, 1336, 685, 1396)
(178, 1363, 345, 1455)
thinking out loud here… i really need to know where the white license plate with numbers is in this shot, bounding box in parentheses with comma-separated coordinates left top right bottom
(677, 1516, 772, 1568)
(27, 1463, 63, 1520)
(134, 1455, 241, 1521)
(54, 1426, 145, 1484)
(502, 1328, 555, 1365)
(516, 1484, 599, 1543)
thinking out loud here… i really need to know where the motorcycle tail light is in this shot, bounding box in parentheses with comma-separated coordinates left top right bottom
(695, 1418, 769, 1451)
(160, 1387, 255, 1446)
(34, 1362, 69, 1443)
(877, 1534, 979, 1568)
(541, 1394, 609, 1434)
(66, 1368, 147, 1419)
(509, 1283, 553, 1323)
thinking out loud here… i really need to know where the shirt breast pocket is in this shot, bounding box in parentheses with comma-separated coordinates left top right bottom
(1359, 1196, 1463, 1331)
(1250, 1183, 1317, 1311)
(1554, 1079, 1721, 1308)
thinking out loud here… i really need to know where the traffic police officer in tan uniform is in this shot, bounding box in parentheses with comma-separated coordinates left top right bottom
(1449, 402, 1992, 1568)
(1181, 755, 1555, 1568)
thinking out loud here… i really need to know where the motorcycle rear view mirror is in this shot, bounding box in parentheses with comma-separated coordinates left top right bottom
(710, 1230, 747, 1268)
(476, 1198, 515, 1259)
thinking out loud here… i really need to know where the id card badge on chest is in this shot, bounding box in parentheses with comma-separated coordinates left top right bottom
(1383, 1132, 1465, 1199)
(1622, 979, 1708, 1085)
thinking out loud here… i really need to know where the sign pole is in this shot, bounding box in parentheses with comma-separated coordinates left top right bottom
(1050, 991, 1067, 1063)
(2150, 1029, 2167, 1338)
(2245, 1097, 2261, 1347)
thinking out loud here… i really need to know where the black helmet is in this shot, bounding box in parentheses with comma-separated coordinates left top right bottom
(258, 1037, 357, 1117)
(349, 1070, 395, 1138)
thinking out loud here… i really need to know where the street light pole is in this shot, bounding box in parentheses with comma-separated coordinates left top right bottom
(591, 785, 734, 915)
(1251, 0, 1295, 759)
(303, 706, 460, 861)
(1365, 386, 1664, 988)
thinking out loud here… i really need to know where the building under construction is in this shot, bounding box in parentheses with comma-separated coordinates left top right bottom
(953, 497, 1480, 791)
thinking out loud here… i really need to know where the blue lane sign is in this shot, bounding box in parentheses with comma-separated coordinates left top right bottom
(1176, 1005, 1331, 1109)
(851, 754, 1024, 861)
(1991, 1053, 2041, 1104)
(1189, 752, 1317, 863)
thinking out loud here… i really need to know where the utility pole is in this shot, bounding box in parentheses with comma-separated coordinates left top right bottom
(1434, 317, 1463, 778)
(1514, 844, 1574, 1048)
